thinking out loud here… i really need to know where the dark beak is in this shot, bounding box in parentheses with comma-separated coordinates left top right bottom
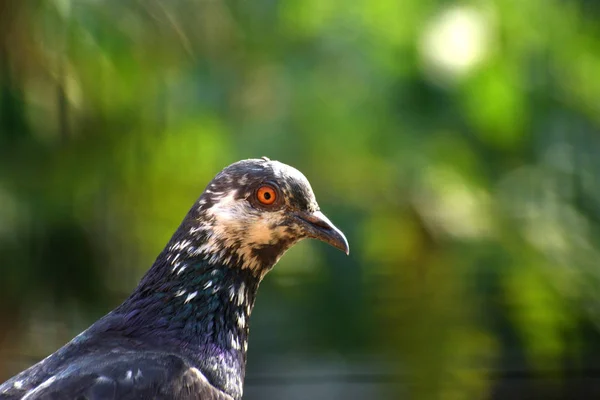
(295, 210, 350, 255)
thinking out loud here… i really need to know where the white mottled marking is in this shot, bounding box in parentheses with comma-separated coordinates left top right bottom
(13, 380, 23, 389)
(176, 266, 187, 275)
(171, 261, 181, 272)
(135, 369, 143, 379)
(22, 376, 57, 400)
(237, 283, 246, 306)
(175, 289, 186, 297)
(237, 312, 246, 329)
(185, 291, 198, 304)
(125, 370, 133, 380)
(229, 332, 241, 350)
(203, 280, 213, 290)
(201, 191, 266, 270)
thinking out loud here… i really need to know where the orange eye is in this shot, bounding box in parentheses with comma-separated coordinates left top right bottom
(257, 185, 277, 205)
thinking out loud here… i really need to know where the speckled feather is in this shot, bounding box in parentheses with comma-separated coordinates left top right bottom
(0, 158, 347, 400)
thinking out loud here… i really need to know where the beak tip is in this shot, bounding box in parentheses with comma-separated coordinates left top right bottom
(342, 241, 350, 256)
(334, 232, 350, 256)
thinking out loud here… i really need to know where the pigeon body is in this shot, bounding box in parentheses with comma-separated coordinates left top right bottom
(0, 158, 348, 400)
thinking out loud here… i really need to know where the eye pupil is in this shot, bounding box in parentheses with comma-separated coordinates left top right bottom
(264, 192, 271, 200)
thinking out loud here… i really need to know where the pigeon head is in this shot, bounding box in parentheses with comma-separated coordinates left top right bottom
(185, 157, 349, 277)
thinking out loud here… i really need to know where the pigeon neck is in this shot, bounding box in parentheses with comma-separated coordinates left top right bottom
(113, 233, 262, 399)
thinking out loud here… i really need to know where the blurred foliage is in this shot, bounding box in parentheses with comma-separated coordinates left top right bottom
(2, 0, 600, 398)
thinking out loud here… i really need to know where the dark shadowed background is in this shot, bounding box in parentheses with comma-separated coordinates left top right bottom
(2, 0, 600, 399)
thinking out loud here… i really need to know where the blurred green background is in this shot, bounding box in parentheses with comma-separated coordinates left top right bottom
(2, 0, 600, 399)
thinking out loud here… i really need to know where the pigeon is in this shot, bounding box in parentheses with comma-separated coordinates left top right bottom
(0, 158, 349, 400)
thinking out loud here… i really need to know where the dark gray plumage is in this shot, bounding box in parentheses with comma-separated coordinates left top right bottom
(0, 158, 349, 400)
